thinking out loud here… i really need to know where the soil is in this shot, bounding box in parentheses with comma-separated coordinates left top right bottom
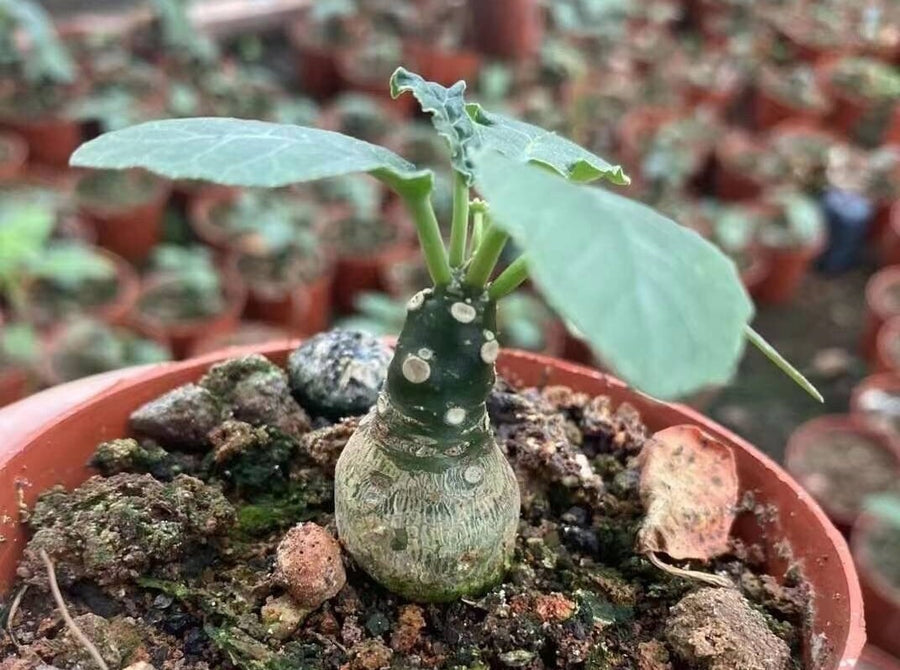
(238, 249, 327, 292)
(27, 274, 119, 326)
(791, 431, 898, 519)
(76, 170, 162, 210)
(138, 280, 226, 324)
(0, 349, 811, 670)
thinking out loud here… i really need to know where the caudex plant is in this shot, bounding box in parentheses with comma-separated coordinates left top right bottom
(71, 67, 821, 603)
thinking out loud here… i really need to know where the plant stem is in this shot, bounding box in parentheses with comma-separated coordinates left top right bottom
(488, 256, 529, 300)
(465, 222, 509, 289)
(745, 325, 823, 402)
(469, 209, 484, 257)
(449, 172, 469, 267)
(403, 192, 452, 286)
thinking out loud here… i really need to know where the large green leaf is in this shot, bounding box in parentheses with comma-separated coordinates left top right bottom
(70, 118, 424, 191)
(390, 67, 480, 183)
(476, 153, 752, 399)
(467, 103, 629, 186)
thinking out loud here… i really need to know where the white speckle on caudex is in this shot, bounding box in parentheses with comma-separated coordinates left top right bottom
(450, 302, 476, 323)
(445, 407, 466, 425)
(463, 465, 484, 485)
(402, 355, 431, 383)
(483, 330, 495, 341)
(418, 347, 433, 360)
(480, 340, 499, 364)
(407, 290, 428, 311)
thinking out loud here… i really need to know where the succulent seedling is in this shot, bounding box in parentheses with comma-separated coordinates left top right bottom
(71, 68, 821, 602)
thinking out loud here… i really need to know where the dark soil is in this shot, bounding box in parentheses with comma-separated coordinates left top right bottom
(138, 280, 226, 323)
(27, 275, 119, 326)
(791, 431, 898, 519)
(0, 349, 811, 670)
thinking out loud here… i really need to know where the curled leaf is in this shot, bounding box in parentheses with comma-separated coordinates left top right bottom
(637, 425, 739, 561)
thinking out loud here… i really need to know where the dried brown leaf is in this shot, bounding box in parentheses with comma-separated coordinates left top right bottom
(637, 425, 739, 561)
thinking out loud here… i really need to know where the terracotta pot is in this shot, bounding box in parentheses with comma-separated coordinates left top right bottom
(468, 0, 543, 60)
(713, 131, 767, 202)
(296, 267, 335, 336)
(132, 274, 247, 360)
(0, 346, 865, 668)
(615, 107, 679, 179)
(863, 266, 900, 362)
(853, 514, 900, 658)
(851, 373, 900, 436)
(189, 322, 295, 357)
(77, 173, 172, 264)
(785, 414, 900, 532)
(818, 59, 891, 144)
(740, 245, 773, 299)
(886, 107, 900, 145)
(287, 20, 344, 99)
(753, 79, 827, 131)
(23, 247, 140, 330)
(0, 366, 29, 408)
(404, 41, 482, 87)
(0, 131, 28, 181)
(876, 316, 900, 374)
(861, 645, 900, 670)
(1, 116, 83, 169)
(188, 189, 243, 257)
(755, 234, 826, 304)
(335, 58, 417, 116)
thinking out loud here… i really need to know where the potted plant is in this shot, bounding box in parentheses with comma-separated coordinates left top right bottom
(287, 0, 363, 98)
(713, 129, 783, 202)
(74, 169, 171, 263)
(215, 190, 335, 334)
(133, 245, 245, 359)
(403, 0, 481, 87)
(851, 373, 900, 436)
(0, 320, 38, 407)
(0, 0, 83, 168)
(821, 56, 900, 147)
(43, 318, 171, 386)
(0, 195, 137, 329)
(189, 321, 295, 357)
(786, 414, 900, 533)
(0, 131, 26, 181)
(852, 495, 900, 658)
(864, 266, 900, 362)
(468, 0, 543, 59)
(754, 190, 827, 304)
(337, 36, 414, 112)
(708, 203, 772, 297)
(755, 63, 830, 130)
(52, 67, 868, 668)
(864, 146, 900, 247)
(319, 93, 398, 145)
(876, 315, 900, 375)
(767, 121, 842, 195)
(767, 3, 852, 65)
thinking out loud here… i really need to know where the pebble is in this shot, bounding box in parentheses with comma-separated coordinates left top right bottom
(274, 523, 346, 611)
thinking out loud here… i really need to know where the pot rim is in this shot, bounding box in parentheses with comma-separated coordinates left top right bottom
(0, 345, 866, 669)
(876, 315, 900, 374)
(784, 413, 900, 527)
(867, 267, 900, 322)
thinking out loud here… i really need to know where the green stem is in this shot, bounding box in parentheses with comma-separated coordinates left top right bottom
(449, 172, 469, 267)
(469, 210, 484, 257)
(745, 325, 823, 402)
(403, 193, 452, 286)
(488, 256, 528, 300)
(465, 223, 509, 289)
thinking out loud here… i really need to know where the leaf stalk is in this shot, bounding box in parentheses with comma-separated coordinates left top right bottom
(449, 171, 469, 267)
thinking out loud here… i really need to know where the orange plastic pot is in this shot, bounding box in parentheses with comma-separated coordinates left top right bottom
(0, 131, 27, 181)
(468, 0, 543, 60)
(77, 176, 172, 264)
(755, 235, 826, 305)
(404, 42, 482, 87)
(753, 83, 827, 131)
(878, 202, 900, 266)
(713, 131, 767, 202)
(287, 21, 343, 99)
(132, 275, 247, 360)
(0, 346, 866, 669)
(740, 245, 774, 299)
(2, 116, 82, 169)
(861, 646, 900, 670)
(189, 323, 295, 357)
(853, 513, 900, 658)
(864, 267, 900, 362)
(876, 316, 900, 374)
(785, 414, 900, 533)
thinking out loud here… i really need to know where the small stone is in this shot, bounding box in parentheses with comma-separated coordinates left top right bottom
(130, 384, 224, 450)
(124, 664, 156, 670)
(89, 438, 177, 479)
(261, 594, 308, 640)
(450, 302, 477, 323)
(401, 355, 431, 384)
(390, 604, 425, 653)
(534, 593, 576, 622)
(275, 523, 346, 611)
(301, 417, 360, 475)
(365, 611, 390, 636)
(288, 330, 392, 419)
(665, 588, 791, 670)
(498, 649, 535, 667)
(348, 639, 393, 670)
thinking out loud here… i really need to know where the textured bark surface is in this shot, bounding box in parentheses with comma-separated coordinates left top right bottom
(335, 280, 520, 602)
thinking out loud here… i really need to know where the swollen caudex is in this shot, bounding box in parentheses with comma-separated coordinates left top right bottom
(335, 280, 520, 602)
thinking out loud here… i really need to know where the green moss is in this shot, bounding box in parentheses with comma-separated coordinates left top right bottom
(235, 476, 332, 537)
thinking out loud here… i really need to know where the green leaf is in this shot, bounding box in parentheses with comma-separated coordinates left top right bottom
(390, 67, 480, 183)
(476, 153, 752, 399)
(0, 0, 75, 83)
(0, 200, 56, 283)
(27, 243, 116, 290)
(70, 118, 425, 194)
(744, 326, 822, 402)
(467, 103, 629, 186)
(0, 322, 38, 365)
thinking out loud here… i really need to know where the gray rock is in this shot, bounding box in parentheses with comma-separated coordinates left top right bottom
(287, 330, 392, 419)
(129, 384, 224, 450)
